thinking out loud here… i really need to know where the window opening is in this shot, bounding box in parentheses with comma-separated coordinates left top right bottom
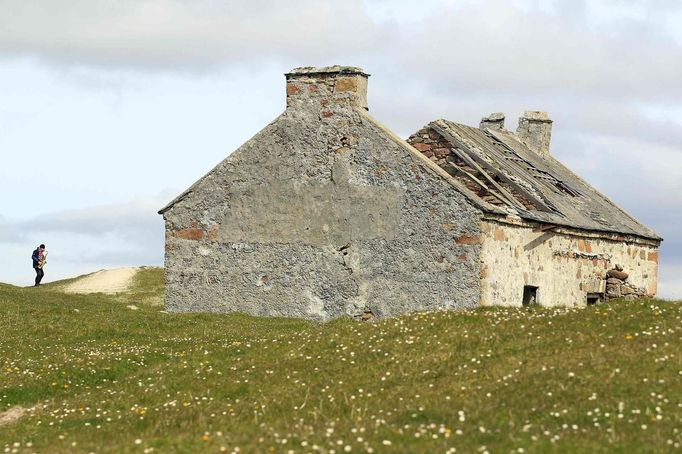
(586, 293, 603, 305)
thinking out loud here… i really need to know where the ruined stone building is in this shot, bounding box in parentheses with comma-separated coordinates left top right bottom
(159, 66, 661, 319)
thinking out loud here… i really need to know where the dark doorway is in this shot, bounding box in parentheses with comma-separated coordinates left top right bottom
(522, 286, 538, 306)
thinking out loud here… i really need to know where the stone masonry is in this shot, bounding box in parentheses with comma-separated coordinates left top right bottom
(159, 66, 485, 320)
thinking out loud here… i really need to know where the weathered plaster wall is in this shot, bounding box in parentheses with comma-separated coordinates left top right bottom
(161, 68, 483, 320)
(480, 220, 659, 307)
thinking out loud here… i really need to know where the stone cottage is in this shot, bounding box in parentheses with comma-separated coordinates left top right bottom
(159, 65, 661, 319)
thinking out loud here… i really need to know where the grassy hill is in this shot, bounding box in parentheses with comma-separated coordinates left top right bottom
(1, 269, 681, 453)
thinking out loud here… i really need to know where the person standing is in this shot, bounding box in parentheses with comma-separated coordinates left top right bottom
(32, 244, 46, 286)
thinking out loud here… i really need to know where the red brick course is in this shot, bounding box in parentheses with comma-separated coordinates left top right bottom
(455, 234, 482, 245)
(175, 228, 204, 241)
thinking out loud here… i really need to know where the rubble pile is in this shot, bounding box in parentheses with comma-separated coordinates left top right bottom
(605, 265, 649, 300)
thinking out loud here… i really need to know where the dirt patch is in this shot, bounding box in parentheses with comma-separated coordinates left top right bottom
(64, 267, 140, 294)
(0, 406, 26, 426)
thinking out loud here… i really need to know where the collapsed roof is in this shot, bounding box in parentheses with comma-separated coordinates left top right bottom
(409, 117, 660, 241)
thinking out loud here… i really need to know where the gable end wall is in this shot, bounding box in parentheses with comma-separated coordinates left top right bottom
(162, 105, 484, 320)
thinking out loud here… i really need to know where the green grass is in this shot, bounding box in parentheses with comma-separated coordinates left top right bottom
(1, 273, 681, 453)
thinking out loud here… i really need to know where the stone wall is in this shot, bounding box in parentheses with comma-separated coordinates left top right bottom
(161, 67, 483, 320)
(479, 220, 659, 307)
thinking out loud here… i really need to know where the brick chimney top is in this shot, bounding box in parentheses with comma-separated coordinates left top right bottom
(286, 65, 370, 78)
(520, 111, 551, 122)
(285, 65, 370, 111)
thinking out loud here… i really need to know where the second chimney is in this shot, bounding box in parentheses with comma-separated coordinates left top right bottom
(516, 111, 553, 157)
(480, 112, 505, 131)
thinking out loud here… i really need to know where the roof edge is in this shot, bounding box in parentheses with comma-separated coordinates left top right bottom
(482, 214, 662, 245)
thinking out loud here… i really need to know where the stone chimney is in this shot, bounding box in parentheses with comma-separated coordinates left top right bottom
(285, 66, 370, 111)
(479, 112, 505, 131)
(516, 111, 553, 157)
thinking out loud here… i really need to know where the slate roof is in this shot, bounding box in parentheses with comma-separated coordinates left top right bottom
(422, 119, 660, 241)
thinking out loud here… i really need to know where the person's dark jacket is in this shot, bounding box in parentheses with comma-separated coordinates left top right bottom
(32, 248, 41, 268)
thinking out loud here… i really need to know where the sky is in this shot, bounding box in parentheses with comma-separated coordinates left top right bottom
(1, 0, 681, 299)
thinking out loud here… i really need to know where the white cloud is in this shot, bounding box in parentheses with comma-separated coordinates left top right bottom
(0, 0, 385, 69)
(28, 197, 164, 242)
(389, 1, 682, 101)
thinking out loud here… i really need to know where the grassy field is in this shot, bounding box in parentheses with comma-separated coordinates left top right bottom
(1, 268, 681, 453)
